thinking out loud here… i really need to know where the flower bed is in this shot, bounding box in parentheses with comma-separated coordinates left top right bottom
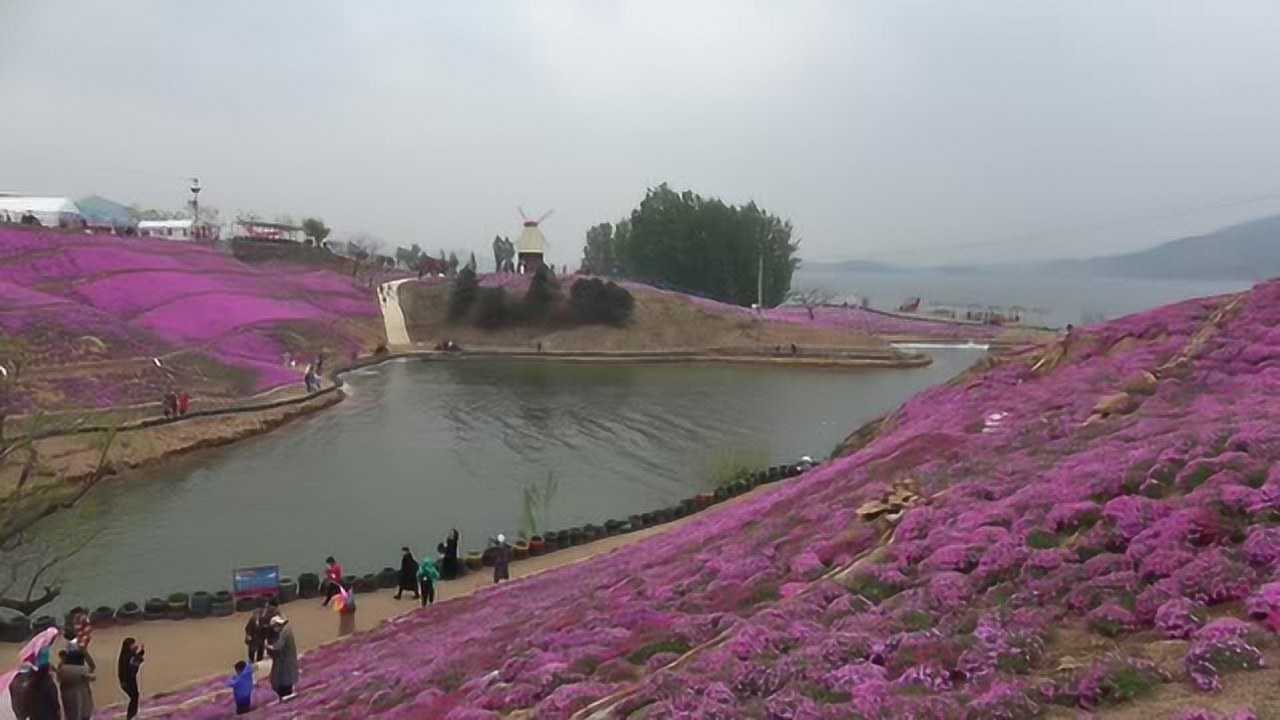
(150, 280, 1280, 718)
(0, 229, 382, 408)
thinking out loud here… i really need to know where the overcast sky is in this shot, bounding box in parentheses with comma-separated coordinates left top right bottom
(3, 1, 1280, 267)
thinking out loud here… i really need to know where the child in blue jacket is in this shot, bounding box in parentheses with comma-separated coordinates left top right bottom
(228, 660, 254, 714)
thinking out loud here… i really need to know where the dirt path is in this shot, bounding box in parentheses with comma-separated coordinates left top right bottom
(87, 501, 729, 716)
(377, 278, 412, 346)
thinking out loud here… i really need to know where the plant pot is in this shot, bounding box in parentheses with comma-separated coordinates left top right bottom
(629, 514, 647, 530)
(528, 536, 545, 556)
(568, 527, 586, 546)
(297, 573, 320, 599)
(115, 603, 142, 625)
(0, 612, 32, 643)
(90, 606, 116, 627)
(210, 600, 234, 617)
(189, 592, 212, 618)
(278, 577, 298, 604)
(513, 541, 530, 560)
(464, 550, 483, 570)
(543, 536, 559, 553)
(377, 567, 399, 589)
(695, 493, 715, 510)
(142, 599, 166, 621)
(166, 592, 189, 619)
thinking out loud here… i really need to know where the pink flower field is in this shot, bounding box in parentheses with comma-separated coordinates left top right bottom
(0, 228, 383, 409)
(142, 280, 1280, 718)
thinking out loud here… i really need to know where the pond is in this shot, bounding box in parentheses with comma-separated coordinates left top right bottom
(40, 351, 982, 613)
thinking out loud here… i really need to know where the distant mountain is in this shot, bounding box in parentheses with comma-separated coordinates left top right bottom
(1044, 214, 1280, 281)
(801, 259, 910, 273)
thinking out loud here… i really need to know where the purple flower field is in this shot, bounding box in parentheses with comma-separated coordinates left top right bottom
(0, 228, 382, 408)
(140, 279, 1280, 718)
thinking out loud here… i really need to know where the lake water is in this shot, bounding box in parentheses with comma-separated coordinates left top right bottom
(40, 351, 981, 613)
(794, 267, 1251, 328)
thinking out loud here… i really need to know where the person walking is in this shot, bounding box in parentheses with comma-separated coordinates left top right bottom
(417, 554, 440, 607)
(26, 650, 60, 720)
(395, 547, 419, 600)
(116, 638, 144, 720)
(266, 616, 297, 700)
(244, 600, 278, 663)
(56, 648, 94, 720)
(442, 528, 460, 580)
(227, 660, 254, 715)
(321, 556, 344, 606)
(493, 534, 511, 585)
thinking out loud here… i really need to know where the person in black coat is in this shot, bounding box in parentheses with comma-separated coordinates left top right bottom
(441, 528, 460, 580)
(117, 638, 144, 720)
(395, 546, 419, 599)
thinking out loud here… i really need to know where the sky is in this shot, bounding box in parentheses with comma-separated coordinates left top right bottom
(3, 1, 1280, 267)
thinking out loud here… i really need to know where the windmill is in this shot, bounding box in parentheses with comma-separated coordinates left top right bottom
(515, 207, 553, 273)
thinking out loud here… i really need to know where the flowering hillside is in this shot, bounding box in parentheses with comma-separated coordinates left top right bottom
(0, 228, 383, 410)
(146, 281, 1280, 718)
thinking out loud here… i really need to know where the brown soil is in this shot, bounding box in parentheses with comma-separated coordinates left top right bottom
(398, 282, 899, 353)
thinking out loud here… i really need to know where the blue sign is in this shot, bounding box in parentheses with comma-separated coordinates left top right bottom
(233, 565, 280, 598)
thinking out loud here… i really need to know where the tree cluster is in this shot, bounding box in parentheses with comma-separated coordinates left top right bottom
(579, 183, 799, 308)
(447, 267, 634, 329)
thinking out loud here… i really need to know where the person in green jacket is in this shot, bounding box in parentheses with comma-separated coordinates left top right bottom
(417, 555, 440, 607)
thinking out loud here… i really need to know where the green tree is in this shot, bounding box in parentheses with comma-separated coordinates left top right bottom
(474, 287, 510, 329)
(447, 251, 460, 276)
(448, 266, 479, 321)
(580, 222, 618, 275)
(601, 184, 798, 307)
(467, 251, 478, 271)
(524, 264, 560, 320)
(302, 217, 331, 246)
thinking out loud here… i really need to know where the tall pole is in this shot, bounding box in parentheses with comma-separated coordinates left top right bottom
(189, 177, 201, 239)
(757, 241, 765, 311)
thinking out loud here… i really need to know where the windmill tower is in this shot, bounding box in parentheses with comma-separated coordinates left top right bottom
(516, 207, 553, 273)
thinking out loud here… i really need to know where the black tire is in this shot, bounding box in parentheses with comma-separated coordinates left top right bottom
(604, 519, 626, 535)
(213, 590, 233, 603)
(297, 572, 320, 599)
(166, 592, 189, 619)
(278, 577, 298, 604)
(0, 611, 32, 643)
(210, 600, 234, 617)
(235, 596, 265, 612)
(143, 598, 166, 620)
(90, 606, 115, 627)
(377, 567, 399, 589)
(189, 592, 213, 618)
(115, 603, 142, 625)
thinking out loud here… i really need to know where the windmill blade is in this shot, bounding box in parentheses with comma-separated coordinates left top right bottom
(517, 206, 528, 221)
(537, 209, 555, 224)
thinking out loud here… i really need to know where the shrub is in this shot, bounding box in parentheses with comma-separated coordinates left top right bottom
(523, 264, 560, 320)
(448, 266, 479, 321)
(474, 287, 510, 329)
(570, 278, 634, 325)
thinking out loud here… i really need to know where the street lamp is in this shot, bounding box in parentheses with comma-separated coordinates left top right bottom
(189, 178, 201, 238)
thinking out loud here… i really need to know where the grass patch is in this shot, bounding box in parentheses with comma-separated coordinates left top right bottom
(1099, 664, 1160, 705)
(626, 639, 692, 666)
(847, 574, 901, 604)
(1026, 529, 1060, 549)
(901, 610, 935, 631)
(800, 684, 851, 704)
(703, 447, 771, 492)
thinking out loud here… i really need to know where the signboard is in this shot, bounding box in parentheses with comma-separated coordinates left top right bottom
(232, 565, 281, 599)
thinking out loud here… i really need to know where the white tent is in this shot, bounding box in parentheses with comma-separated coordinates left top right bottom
(138, 219, 196, 240)
(0, 196, 83, 227)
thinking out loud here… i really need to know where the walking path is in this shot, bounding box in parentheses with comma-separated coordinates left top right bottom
(88, 497, 737, 717)
(377, 278, 412, 345)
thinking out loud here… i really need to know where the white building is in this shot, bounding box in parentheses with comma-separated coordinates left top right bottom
(138, 219, 196, 240)
(0, 195, 84, 227)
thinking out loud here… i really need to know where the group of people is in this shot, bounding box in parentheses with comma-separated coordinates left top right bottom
(234, 599, 297, 713)
(7, 614, 143, 720)
(161, 390, 189, 418)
